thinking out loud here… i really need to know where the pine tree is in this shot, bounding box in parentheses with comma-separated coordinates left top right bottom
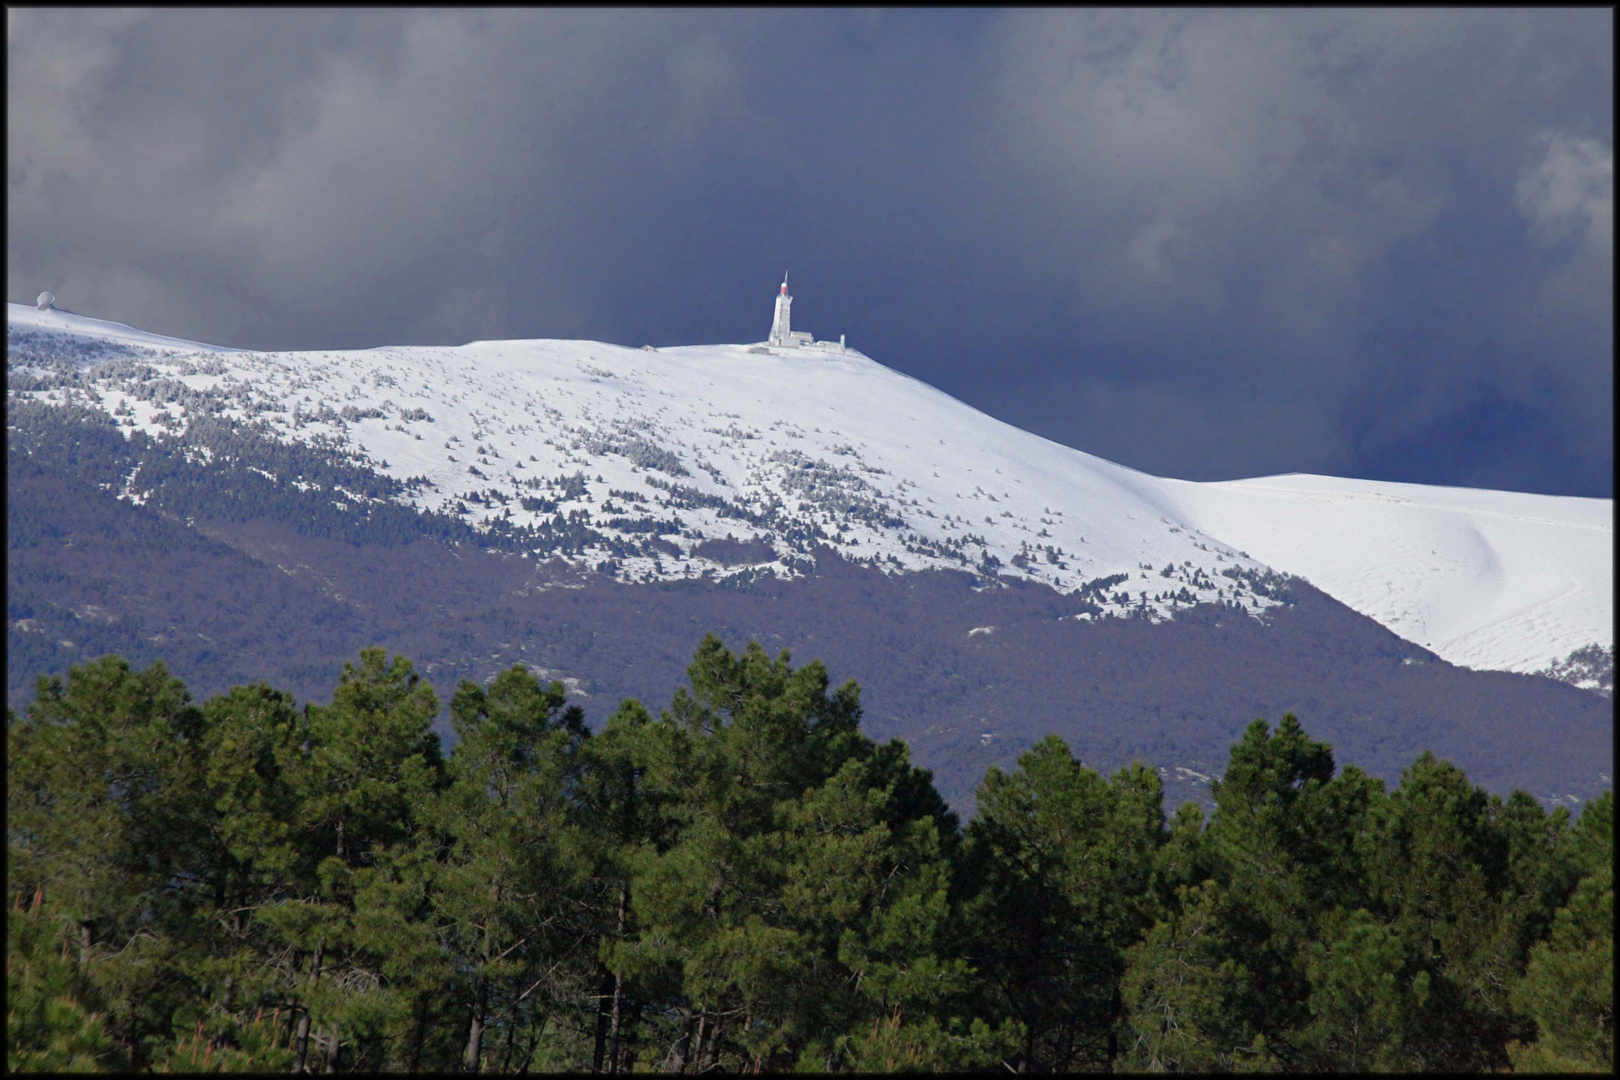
(268, 648, 446, 1072)
(1121, 715, 1385, 1071)
(1357, 751, 1532, 1070)
(190, 682, 313, 1067)
(579, 698, 659, 1075)
(1121, 880, 1263, 1071)
(594, 634, 1015, 1071)
(1509, 790, 1613, 1071)
(7, 646, 1610, 1072)
(6, 888, 121, 1073)
(7, 657, 213, 1069)
(962, 736, 1163, 1070)
(437, 665, 593, 1073)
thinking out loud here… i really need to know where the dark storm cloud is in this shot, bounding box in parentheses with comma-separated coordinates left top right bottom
(968, 9, 1612, 494)
(7, 9, 1612, 496)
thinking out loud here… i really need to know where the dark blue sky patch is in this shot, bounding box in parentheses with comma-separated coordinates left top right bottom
(7, 9, 1611, 497)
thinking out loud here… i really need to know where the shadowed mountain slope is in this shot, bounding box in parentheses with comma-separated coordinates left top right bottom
(9, 464, 1608, 815)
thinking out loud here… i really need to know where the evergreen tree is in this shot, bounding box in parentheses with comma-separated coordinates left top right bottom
(1359, 752, 1525, 1070)
(578, 698, 661, 1074)
(1509, 790, 1613, 1071)
(1121, 879, 1263, 1071)
(6, 648, 1611, 1073)
(267, 648, 446, 1072)
(7, 657, 213, 1069)
(437, 665, 593, 1073)
(6, 889, 120, 1073)
(597, 634, 1015, 1071)
(963, 736, 1163, 1070)
(1299, 905, 1425, 1071)
(1122, 715, 1385, 1071)
(189, 682, 313, 1068)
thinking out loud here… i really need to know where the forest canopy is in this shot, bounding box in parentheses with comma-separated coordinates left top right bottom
(7, 638, 1613, 1073)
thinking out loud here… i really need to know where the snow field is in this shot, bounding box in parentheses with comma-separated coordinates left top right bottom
(8, 303, 1611, 674)
(1159, 474, 1612, 673)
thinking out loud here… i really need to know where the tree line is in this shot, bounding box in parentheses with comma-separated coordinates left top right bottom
(7, 636, 1612, 1072)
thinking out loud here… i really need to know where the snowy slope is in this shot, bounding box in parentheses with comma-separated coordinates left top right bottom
(8, 301, 237, 354)
(1159, 474, 1612, 674)
(7, 302, 1611, 676)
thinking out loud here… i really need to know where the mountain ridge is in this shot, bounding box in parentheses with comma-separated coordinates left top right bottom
(7, 300, 1610, 676)
(8, 302, 1611, 814)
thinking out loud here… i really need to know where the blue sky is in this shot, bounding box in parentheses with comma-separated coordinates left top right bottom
(8, 9, 1612, 496)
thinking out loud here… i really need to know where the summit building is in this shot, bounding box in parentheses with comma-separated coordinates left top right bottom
(761, 273, 846, 354)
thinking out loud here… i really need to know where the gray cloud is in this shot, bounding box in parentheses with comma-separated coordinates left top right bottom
(9, 10, 792, 345)
(7, 9, 1611, 496)
(969, 9, 1610, 490)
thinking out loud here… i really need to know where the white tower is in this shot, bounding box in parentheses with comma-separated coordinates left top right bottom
(768, 272, 792, 346)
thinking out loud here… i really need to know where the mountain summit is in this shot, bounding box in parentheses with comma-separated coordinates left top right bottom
(8, 296, 1612, 812)
(7, 298, 1609, 677)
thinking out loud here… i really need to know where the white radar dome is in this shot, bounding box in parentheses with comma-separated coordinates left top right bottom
(35, 292, 55, 310)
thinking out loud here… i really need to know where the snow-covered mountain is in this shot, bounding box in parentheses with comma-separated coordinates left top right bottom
(1159, 475, 1611, 678)
(7, 300, 1611, 678)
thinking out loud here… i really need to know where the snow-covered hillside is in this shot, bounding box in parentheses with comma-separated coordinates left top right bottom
(1160, 475, 1612, 675)
(11, 302, 241, 354)
(8, 302, 1611, 676)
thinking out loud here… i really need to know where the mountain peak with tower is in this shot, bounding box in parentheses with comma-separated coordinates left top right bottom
(762, 273, 846, 354)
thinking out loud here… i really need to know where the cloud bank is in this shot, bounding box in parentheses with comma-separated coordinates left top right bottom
(8, 9, 1611, 495)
